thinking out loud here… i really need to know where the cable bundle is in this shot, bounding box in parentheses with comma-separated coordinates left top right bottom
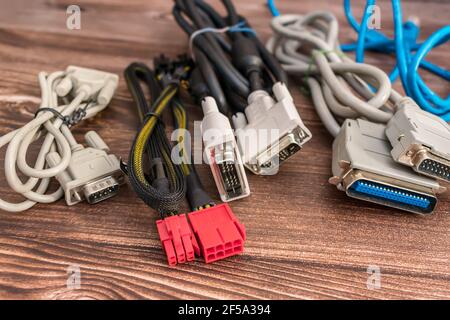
(173, 0, 287, 114)
(267, 12, 404, 137)
(125, 62, 186, 216)
(266, 5, 450, 216)
(342, 0, 450, 120)
(0, 67, 119, 212)
(124, 58, 249, 266)
(125, 58, 214, 216)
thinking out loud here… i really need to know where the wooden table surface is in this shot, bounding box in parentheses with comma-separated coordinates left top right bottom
(0, 0, 449, 300)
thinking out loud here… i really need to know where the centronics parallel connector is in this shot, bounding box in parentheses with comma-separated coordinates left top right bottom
(46, 131, 125, 205)
(201, 97, 250, 202)
(386, 98, 450, 182)
(232, 82, 312, 175)
(329, 119, 446, 214)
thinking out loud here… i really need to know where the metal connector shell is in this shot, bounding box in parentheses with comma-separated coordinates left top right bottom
(201, 97, 250, 202)
(329, 119, 445, 214)
(386, 98, 450, 182)
(232, 82, 311, 175)
(83, 176, 120, 204)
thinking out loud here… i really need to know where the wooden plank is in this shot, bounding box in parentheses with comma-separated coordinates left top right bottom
(0, 0, 448, 299)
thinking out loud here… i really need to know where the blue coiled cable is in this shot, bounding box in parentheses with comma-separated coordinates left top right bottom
(342, 0, 450, 120)
(266, 0, 450, 120)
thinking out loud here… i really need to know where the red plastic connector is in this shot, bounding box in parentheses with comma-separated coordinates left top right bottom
(187, 203, 246, 263)
(156, 214, 200, 266)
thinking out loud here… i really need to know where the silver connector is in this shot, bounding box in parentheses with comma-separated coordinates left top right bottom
(255, 127, 306, 172)
(83, 176, 120, 204)
(213, 141, 246, 199)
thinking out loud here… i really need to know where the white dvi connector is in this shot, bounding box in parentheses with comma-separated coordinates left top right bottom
(232, 82, 312, 175)
(201, 97, 250, 202)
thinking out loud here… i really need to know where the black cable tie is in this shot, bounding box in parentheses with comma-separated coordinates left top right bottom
(34, 100, 94, 127)
(143, 111, 165, 126)
(34, 108, 66, 121)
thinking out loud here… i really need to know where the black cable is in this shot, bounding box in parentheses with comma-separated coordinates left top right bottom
(124, 62, 186, 217)
(124, 58, 214, 216)
(173, 0, 287, 114)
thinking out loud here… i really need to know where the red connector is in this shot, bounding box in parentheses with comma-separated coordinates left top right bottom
(156, 214, 199, 266)
(187, 203, 246, 263)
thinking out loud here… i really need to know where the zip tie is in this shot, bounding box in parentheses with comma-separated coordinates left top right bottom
(188, 21, 257, 60)
(34, 99, 95, 127)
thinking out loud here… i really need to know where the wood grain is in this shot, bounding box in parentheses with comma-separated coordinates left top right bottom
(0, 0, 449, 300)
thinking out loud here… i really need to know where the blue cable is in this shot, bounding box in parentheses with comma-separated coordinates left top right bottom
(266, 0, 449, 119)
(355, 0, 375, 63)
(343, 0, 450, 120)
(267, 0, 280, 17)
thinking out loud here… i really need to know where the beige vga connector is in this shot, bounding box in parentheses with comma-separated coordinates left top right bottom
(386, 98, 450, 183)
(46, 131, 124, 205)
(56, 65, 119, 105)
(232, 82, 312, 175)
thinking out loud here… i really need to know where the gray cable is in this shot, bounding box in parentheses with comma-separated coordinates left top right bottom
(266, 12, 404, 137)
(0, 68, 117, 212)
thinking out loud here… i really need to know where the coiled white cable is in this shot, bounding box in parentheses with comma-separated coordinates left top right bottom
(266, 12, 406, 137)
(0, 68, 113, 212)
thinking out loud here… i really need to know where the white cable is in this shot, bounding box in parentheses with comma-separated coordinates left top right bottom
(0, 66, 118, 212)
(266, 12, 406, 137)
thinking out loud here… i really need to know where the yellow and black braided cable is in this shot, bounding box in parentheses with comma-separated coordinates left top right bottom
(124, 62, 187, 216)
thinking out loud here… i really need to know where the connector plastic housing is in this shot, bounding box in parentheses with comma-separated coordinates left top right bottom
(46, 131, 124, 206)
(156, 214, 200, 266)
(386, 98, 450, 182)
(329, 119, 445, 215)
(232, 82, 312, 175)
(188, 203, 246, 263)
(201, 97, 250, 202)
(57, 66, 119, 105)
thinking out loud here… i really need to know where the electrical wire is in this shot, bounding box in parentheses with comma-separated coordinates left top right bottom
(124, 60, 214, 216)
(125, 62, 187, 217)
(173, 0, 287, 115)
(267, 0, 449, 120)
(0, 71, 109, 212)
(267, 12, 404, 137)
(267, 0, 280, 17)
(342, 0, 450, 120)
